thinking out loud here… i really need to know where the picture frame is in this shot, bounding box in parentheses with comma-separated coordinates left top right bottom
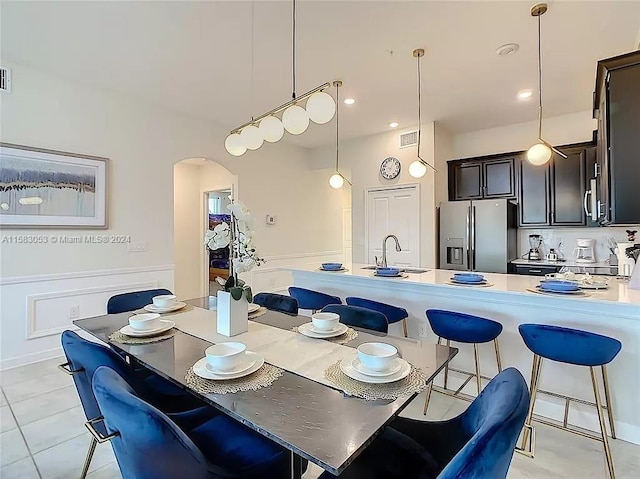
(0, 143, 109, 228)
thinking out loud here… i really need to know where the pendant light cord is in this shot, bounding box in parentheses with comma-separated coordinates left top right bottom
(335, 83, 339, 172)
(291, 0, 297, 99)
(415, 50, 436, 172)
(250, 1, 255, 121)
(537, 14, 543, 139)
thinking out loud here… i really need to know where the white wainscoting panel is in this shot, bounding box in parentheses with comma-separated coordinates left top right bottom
(1, 265, 173, 370)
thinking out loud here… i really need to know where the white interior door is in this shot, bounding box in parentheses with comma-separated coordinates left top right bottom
(366, 185, 420, 267)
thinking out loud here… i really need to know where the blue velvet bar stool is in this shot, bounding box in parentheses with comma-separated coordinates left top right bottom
(288, 286, 341, 313)
(518, 324, 621, 478)
(319, 368, 529, 479)
(345, 297, 409, 337)
(321, 304, 388, 334)
(423, 309, 503, 416)
(107, 288, 173, 314)
(253, 292, 298, 315)
(92, 366, 301, 479)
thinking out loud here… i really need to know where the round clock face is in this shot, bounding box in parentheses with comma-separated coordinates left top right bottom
(380, 157, 401, 180)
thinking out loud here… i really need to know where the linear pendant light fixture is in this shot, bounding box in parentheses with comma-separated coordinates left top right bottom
(526, 3, 567, 165)
(225, 0, 335, 156)
(409, 48, 436, 179)
(329, 80, 351, 189)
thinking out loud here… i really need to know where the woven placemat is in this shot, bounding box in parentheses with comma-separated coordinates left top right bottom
(109, 328, 177, 344)
(185, 363, 283, 395)
(324, 360, 427, 401)
(248, 307, 268, 320)
(133, 303, 194, 316)
(291, 326, 358, 345)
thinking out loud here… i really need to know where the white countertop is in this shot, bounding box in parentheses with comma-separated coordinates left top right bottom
(287, 264, 640, 309)
(511, 258, 613, 268)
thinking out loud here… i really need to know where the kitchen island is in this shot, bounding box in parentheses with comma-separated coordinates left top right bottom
(287, 264, 640, 445)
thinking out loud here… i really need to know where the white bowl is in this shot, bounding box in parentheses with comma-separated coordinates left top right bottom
(357, 342, 398, 372)
(128, 313, 161, 331)
(153, 294, 177, 308)
(205, 342, 247, 372)
(311, 312, 340, 332)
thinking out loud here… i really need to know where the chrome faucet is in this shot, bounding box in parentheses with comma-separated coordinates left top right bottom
(378, 234, 402, 268)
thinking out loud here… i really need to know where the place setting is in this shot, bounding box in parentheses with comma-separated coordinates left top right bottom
(527, 279, 590, 297)
(546, 272, 610, 290)
(109, 312, 177, 344)
(447, 272, 494, 287)
(325, 342, 427, 400)
(371, 267, 408, 279)
(186, 342, 282, 394)
(141, 294, 189, 314)
(295, 312, 358, 344)
(317, 262, 349, 273)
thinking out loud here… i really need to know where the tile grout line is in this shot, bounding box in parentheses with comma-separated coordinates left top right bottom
(3, 393, 43, 479)
(3, 382, 73, 407)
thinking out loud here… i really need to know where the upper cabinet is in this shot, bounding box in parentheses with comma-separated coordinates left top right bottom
(593, 51, 640, 225)
(449, 155, 516, 201)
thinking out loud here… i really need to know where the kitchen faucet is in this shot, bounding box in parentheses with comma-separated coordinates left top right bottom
(377, 235, 402, 268)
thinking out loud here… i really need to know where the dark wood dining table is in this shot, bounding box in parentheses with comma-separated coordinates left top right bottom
(73, 297, 458, 478)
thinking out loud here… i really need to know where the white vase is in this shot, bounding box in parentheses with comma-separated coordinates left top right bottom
(216, 290, 248, 337)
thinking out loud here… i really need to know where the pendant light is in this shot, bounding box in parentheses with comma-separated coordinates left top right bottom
(329, 80, 351, 189)
(526, 3, 567, 165)
(225, 0, 335, 154)
(408, 48, 436, 179)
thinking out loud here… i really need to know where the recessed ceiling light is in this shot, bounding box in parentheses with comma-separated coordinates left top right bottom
(517, 90, 533, 100)
(344, 98, 355, 105)
(389, 122, 399, 128)
(495, 43, 520, 56)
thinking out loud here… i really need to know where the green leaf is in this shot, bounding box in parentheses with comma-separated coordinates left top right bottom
(229, 286, 243, 300)
(244, 286, 253, 303)
(224, 276, 235, 291)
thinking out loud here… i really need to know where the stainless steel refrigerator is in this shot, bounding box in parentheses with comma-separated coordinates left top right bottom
(438, 199, 517, 273)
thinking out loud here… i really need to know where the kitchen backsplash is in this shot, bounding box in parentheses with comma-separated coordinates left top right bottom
(516, 226, 639, 262)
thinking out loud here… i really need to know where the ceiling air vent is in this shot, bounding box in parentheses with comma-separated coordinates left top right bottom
(399, 130, 418, 149)
(0, 67, 11, 93)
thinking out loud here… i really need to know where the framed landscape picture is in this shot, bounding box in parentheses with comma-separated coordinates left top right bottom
(0, 143, 108, 228)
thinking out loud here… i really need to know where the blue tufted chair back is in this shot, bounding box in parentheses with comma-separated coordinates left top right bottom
(253, 293, 299, 315)
(321, 304, 388, 334)
(107, 289, 173, 314)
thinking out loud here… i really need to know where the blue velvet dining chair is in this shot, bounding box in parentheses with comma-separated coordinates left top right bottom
(346, 297, 409, 336)
(59, 330, 211, 478)
(288, 286, 341, 312)
(107, 288, 173, 314)
(91, 366, 302, 479)
(253, 292, 299, 315)
(321, 304, 388, 334)
(319, 367, 529, 479)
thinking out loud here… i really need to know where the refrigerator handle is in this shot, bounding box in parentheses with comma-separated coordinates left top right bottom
(470, 206, 476, 271)
(465, 206, 471, 269)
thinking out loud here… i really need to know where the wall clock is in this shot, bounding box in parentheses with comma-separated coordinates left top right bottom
(380, 157, 401, 180)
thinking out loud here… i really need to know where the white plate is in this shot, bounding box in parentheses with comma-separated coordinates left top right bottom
(351, 357, 402, 377)
(248, 303, 261, 313)
(579, 282, 609, 290)
(192, 352, 264, 380)
(298, 322, 349, 338)
(204, 356, 257, 376)
(143, 302, 187, 313)
(340, 355, 411, 384)
(120, 320, 175, 337)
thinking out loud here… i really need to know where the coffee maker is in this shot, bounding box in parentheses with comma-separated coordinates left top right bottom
(527, 234, 543, 260)
(573, 238, 596, 264)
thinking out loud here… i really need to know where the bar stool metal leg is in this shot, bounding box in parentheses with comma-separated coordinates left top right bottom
(473, 343, 482, 395)
(80, 436, 97, 479)
(402, 319, 408, 338)
(494, 339, 503, 373)
(443, 339, 451, 390)
(520, 354, 542, 455)
(601, 365, 616, 439)
(590, 366, 616, 479)
(423, 337, 442, 414)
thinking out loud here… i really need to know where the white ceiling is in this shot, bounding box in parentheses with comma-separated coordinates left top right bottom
(2, 1, 639, 148)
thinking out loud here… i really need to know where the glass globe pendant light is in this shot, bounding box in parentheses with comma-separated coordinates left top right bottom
(526, 3, 567, 165)
(240, 124, 264, 150)
(409, 48, 436, 179)
(282, 105, 310, 135)
(259, 116, 284, 142)
(328, 80, 351, 189)
(224, 133, 247, 157)
(306, 91, 336, 124)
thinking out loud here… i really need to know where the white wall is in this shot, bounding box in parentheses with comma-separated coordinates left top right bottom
(309, 124, 438, 268)
(0, 62, 343, 368)
(434, 123, 454, 207)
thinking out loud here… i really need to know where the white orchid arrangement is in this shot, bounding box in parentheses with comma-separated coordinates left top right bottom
(204, 199, 264, 301)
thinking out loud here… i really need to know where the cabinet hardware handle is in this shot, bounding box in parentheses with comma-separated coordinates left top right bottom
(529, 269, 542, 273)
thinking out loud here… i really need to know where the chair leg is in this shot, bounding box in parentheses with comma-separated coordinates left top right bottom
(423, 337, 442, 415)
(494, 339, 503, 373)
(591, 366, 616, 479)
(80, 436, 98, 479)
(443, 339, 450, 390)
(472, 343, 482, 396)
(520, 354, 542, 454)
(601, 365, 617, 439)
(402, 318, 408, 338)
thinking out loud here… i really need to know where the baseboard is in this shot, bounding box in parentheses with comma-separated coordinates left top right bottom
(1, 346, 64, 371)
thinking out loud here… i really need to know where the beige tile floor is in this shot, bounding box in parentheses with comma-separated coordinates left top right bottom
(1, 357, 638, 478)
